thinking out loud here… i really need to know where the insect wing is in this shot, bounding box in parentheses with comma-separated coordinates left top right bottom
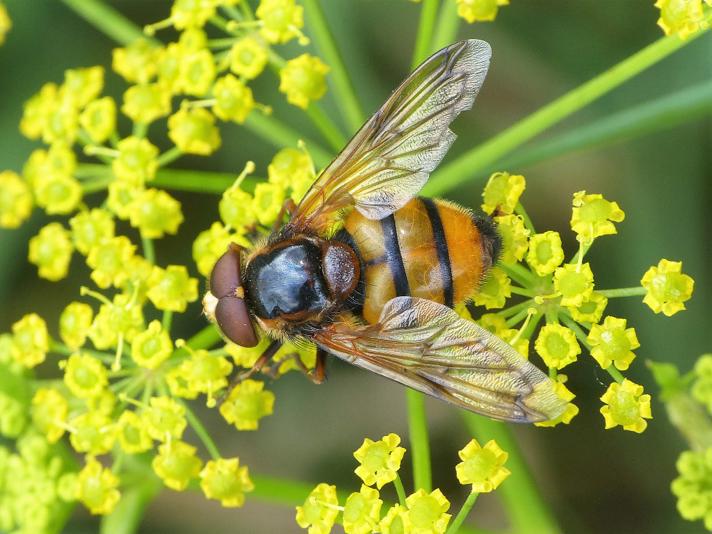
(288, 39, 492, 235)
(315, 297, 567, 423)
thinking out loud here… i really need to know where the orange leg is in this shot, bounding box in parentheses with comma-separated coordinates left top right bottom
(219, 339, 282, 404)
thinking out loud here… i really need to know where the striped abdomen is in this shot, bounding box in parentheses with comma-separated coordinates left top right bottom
(340, 197, 500, 324)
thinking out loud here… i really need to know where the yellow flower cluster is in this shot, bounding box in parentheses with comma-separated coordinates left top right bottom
(466, 171, 695, 432)
(296, 434, 511, 534)
(0, 0, 338, 521)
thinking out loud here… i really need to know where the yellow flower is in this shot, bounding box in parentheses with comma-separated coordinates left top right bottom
(526, 231, 565, 276)
(296, 483, 339, 534)
(192, 222, 237, 276)
(179, 48, 215, 96)
(152, 440, 203, 491)
(494, 214, 530, 263)
(112, 38, 160, 84)
(600, 379, 652, 433)
(116, 411, 152, 454)
(131, 320, 173, 369)
(77, 457, 121, 515)
(655, 0, 709, 38)
(121, 83, 171, 124)
(279, 54, 330, 109)
(213, 75, 255, 124)
(456, 0, 510, 23)
(641, 259, 694, 316)
(406, 488, 451, 534)
(587, 316, 639, 371)
(473, 267, 511, 309)
(252, 182, 286, 226)
(534, 324, 581, 370)
(0, 2, 11, 45)
(62, 66, 104, 108)
(380, 504, 411, 534)
(79, 96, 116, 144)
(0, 170, 32, 228)
(28, 222, 74, 281)
(353, 433, 406, 489)
(200, 457, 254, 508)
(570, 191, 625, 242)
(86, 235, 136, 289)
(481, 171, 525, 215)
(343, 485, 383, 534)
(171, 0, 216, 29)
(456, 439, 510, 493)
(553, 263, 594, 307)
(142, 396, 187, 442)
(34, 173, 83, 215)
(535, 375, 579, 427)
(128, 188, 184, 238)
(69, 411, 116, 455)
(146, 265, 198, 312)
(230, 36, 269, 79)
(31, 388, 69, 443)
(257, 0, 305, 44)
(168, 106, 221, 155)
(567, 291, 608, 324)
(69, 209, 115, 257)
(219, 379, 275, 430)
(11, 313, 49, 368)
(63, 352, 109, 399)
(268, 147, 315, 189)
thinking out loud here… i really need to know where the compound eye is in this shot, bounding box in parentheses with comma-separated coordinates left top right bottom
(215, 296, 258, 347)
(210, 243, 242, 299)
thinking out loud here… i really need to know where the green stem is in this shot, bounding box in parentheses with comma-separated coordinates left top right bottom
(61, 0, 156, 46)
(462, 413, 562, 534)
(411, 0, 441, 68)
(100, 457, 162, 534)
(162, 310, 173, 333)
(305, 104, 347, 152)
(497, 299, 535, 319)
(505, 308, 531, 328)
(75, 163, 112, 178)
(157, 147, 183, 167)
(606, 365, 626, 384)
(182, 400, 221, 460)
(393, 474, 408, 506)
(141, 235, 155, 264)
(82, 176, 114, 194)
(406, 389, 432, 492)
(560, 315, 622, 382)
(446, 491, 479, 534)
(152, 168, 256, 194)
(302, 0, 365, 132)
(185, 324, 223, 351)
(514, 203, 536, 234)
(509, 286, 535, 298)
(431, 0, 460, 51)
(499, 262, 536, 287)
(425, 30, 708, 196)
(598, 287, 646, 298)
(244, 113, 332, 168)
(497, 80, 712, 173)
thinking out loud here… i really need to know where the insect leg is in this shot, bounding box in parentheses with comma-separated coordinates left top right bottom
(219, 339, 282, 404)
(270, 199, 298, 233)
(263, 345, 328, 384)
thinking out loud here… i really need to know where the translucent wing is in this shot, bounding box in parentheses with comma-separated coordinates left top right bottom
(314, 297, 566, 423)
(288, 39, 491, 235)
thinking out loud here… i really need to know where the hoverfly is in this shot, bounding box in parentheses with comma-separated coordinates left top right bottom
(204, 39, 567, 423)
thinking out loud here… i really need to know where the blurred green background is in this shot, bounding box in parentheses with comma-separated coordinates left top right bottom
(0, 1, 710, 533)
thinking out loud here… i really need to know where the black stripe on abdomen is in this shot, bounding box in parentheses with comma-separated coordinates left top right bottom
(422, 198, 454, 308)
(380, 214, 410, 296)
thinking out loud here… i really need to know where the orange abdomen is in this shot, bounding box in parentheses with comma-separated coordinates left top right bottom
(342, 198, 496, 324)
